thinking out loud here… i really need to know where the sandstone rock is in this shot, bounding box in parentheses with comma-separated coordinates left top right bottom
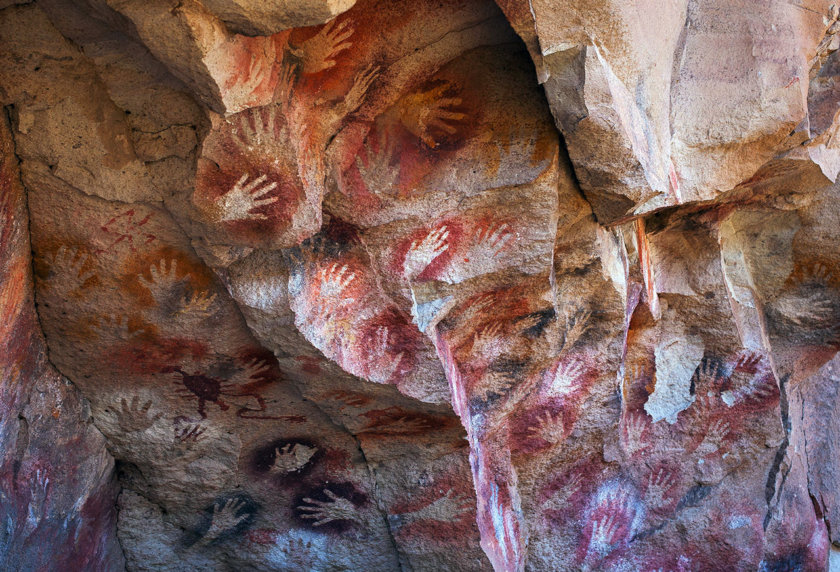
(2, 0, 840, 570)
(509, 0, 837, 223)
(201, 0, 356, 36)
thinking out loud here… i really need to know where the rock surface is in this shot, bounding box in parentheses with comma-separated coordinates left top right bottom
(0, 109, 123, 571)
(1, 0, 840, 570)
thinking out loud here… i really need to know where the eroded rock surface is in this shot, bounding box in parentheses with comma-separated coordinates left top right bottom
(0, 109, 123, 571)
(1, 0, 840, 570)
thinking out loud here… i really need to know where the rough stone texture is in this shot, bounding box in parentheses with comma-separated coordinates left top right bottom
(502, 0, 840, 224)
(201, 0, 357, 36)
(0, 110, 123, 570)
(1, 0, 840, 570)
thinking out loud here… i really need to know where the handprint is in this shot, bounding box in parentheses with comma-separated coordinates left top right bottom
(491, 126, 552, 183)
(475, 222, 514, 258)
(545, 474, 583, 511)
(398, 490, 472, 526)
(26, 469, 50, 528)
(399, 83, 466, 148)
(203, 498, 250, 543)
(298, 489, 363, 527)
(479, 370, 518, 399)
(176, 290, 217, 319)
(449, 222, 514, 281)
(696, 419, 730, 455)
(587, 512, 621, 558)
(272, 534, 315, 569)
(527, 410, 566, 444)
(292, 18, 354, 74)
(517, 312, 550, 336)
(242, 49, 272, 98)
(138, 259, 182, 305)
(649, 440, 685, 458)
(691, 391, 719, 417)
(319, 263, 356, 297)
(692, 358, 725, 392)
(422, 490, 472, 522)
(43, 245, 94, 297)
(235, 105, 288, 150)
(274, 60, 297, 109)
(726, 357, 777, 408)
(460, 293, 495, 323)
(621, 413, 650, 457)
(270, 443, 318, 475)
(585, 487, 637, 561)
(802, 262, 833, 286)
(115, 396, 162, 433)
(786, 292, 836, 327)
(365, 326, 405, 384)
(624, 363, 647, 387)
(471, 321, 505, 358)
(216, 174, 280, 222)
(770, 263, 839, 330)
(323, 390, 369, 408)
(91, 313, 138, 343)
(315, 263, 357, 317)
(175, 424, 206, 443)
(745, 375, 778, 404)
(240, 358, 271, 381)
(725, 353, 762, 400)
(548, 358, 585, 397)
(561, 308, 591, 352)
(343, 65, 379, 115)
(733, 352, 762, 375)
(645, 469, 675, 509)
(355, 133, 400, 197)
(403, 225, 450, 279)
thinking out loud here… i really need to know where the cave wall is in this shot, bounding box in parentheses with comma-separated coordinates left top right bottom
(0, 106, 123, 570)
(1, 0, 840, 570)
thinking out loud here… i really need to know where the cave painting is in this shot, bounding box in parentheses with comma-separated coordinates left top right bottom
(294, 483, 367, 533)
(251, 438, 322, 483)
(110, 396, 162, 434)
(95, 209, 156, 255)
(388, 487, 475, 545)
(187, 494, 259, 547)
(7, 0, 840, 569)
(193, 16, 381, 250)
